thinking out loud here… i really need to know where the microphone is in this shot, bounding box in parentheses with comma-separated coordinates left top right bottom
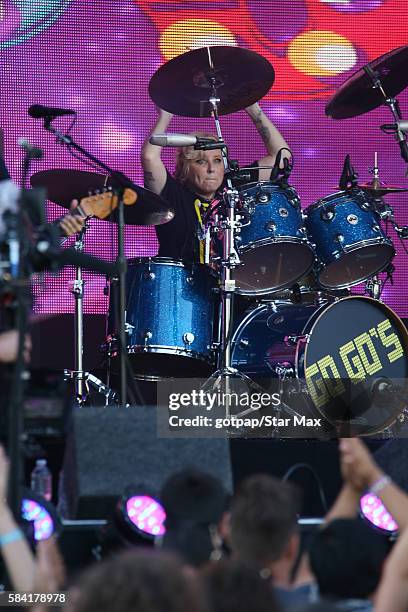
(28, 104, 76, 119)
(149, 133, 218, 147)
(380, 122, 408, 163)
(381, 121, 408, 133)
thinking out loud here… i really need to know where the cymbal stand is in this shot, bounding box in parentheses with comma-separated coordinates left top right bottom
(64, 222, 118, 406)
(364, 64, 408, 164)
(201, 48, 265, 419)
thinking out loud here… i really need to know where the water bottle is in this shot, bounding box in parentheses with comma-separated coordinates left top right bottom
(30, 459, 52, 502)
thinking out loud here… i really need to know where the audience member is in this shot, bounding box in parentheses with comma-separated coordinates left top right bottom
(201, 558, 280, 612)
(228, 474, 316, 608)
(67, 549, 209, 612)
(309, 518, 388, 610)
(159, 469, 230, 567)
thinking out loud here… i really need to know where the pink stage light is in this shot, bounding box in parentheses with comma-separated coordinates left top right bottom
(360, 493, 398, 534)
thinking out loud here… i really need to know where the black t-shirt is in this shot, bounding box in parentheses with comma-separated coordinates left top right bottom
(156, 172, 215, 262)
(156, 165, 260, 262)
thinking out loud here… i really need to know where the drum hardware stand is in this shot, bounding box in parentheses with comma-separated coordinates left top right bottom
(38, 115, 137, 406)
(64, 221, 117, 406)
(199, 48, 268, 420)
(365, 275, 382, 300)
(363, 63, 408, 164)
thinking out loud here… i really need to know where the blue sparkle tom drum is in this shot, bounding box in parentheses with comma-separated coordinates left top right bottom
(233, 182, 315, 295)
(107, 257, 216, 380)
(305, 190, 395, 289)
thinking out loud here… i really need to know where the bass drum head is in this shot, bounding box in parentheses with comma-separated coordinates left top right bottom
(303, 296, 408, 435)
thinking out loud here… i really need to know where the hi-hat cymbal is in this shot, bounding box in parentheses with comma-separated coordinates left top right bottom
(326, 45, 408, 119)
(358, 180, 408, 196)
(149, 46, 275, 117)
(30, 169, 174, 226)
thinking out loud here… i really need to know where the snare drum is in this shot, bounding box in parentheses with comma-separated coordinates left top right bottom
(305, 190, 395, 289)
(231, 296, 408, 435)
(107, 257, 216, 380)
(233, 182, 315, 295)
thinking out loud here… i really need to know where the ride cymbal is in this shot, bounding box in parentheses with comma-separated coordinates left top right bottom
(149, 46, 275, 117)
(326, 45, 408, 119)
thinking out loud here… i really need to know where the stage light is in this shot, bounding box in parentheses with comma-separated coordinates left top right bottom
(21, 489, 61, 542)
(360, 493, 398, 535)
(116, 488, 166, 543)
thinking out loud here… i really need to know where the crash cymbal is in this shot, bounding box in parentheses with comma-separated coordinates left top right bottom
(30, 169, 174, 226)
(326, 45, 408, 119)
(149, 46, 275, 117)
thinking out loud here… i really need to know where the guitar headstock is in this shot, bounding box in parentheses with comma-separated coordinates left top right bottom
(78, 188, 137, 220)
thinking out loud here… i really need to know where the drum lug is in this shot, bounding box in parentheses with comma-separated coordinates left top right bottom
(347, 213, 359, 225)
(143, 270, 155, 280)
(265, 221, 276, 233)
(256, 189, 269, 204)
(186, 276, 194, 285)
(183, 332, 195, 346)
(183, 332, 195, 345)
(335, 234, 345, 251)
(279, 207, 289, 218)
(143, 330, 153, 345)
(238, 338, 249, 348)
(125, 322, 135, 335)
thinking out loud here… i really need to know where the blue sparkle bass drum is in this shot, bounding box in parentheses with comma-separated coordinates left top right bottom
(107, 258, 217, 380)
(231, 296, 408, 436)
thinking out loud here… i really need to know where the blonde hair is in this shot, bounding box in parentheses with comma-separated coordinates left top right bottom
(174, 132, 219, 184)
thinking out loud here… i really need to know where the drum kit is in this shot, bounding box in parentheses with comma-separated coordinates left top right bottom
(31, 44, 408, 437)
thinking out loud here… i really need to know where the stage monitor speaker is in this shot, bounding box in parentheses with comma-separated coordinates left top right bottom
(58, 405, 233, 519)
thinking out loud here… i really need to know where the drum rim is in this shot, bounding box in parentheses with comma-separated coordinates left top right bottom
(127, 256, 188, 268)
(237, 180, 298, 193)
(238, 236, 313, 251)
(108, 343, 214, 361)
(305, 189, 370, 213)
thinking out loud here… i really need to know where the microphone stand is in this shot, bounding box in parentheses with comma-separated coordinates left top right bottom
(41, 117, 130, 406)
(6, 148, 39, 520)
(363, 64, 408, 165)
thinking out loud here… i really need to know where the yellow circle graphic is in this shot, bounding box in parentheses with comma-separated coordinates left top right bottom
(288, 30, 357, 76)
(159, 19, 237, 61)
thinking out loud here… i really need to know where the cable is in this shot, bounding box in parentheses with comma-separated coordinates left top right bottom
(282, 462, 329, 514)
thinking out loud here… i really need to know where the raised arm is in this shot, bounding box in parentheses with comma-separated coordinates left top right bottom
(141, 108, 173, 195)
(245, 102, 291, 181)
(339, 437, 408, 532)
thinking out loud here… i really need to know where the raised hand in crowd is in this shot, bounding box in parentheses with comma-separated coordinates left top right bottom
(0, 445, 36, 592)
(375, 527, 408, 612)
(339, 437, 408, 531)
